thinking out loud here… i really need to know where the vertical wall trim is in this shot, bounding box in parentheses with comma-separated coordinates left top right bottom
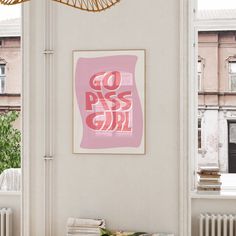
(44, 0, 54, 236)
(22, 4, 31, 236)
(179, 0, 191, 235)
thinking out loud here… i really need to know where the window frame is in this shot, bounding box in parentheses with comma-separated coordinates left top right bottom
(197, 60, 202, 91)
(180, 2, 236, 236)
(198, 118, 202, 149)
(22, 4, 31, 236)
(228, 61, 236, 92)
(191, 24, 236, 192)
(197, 56, 205, 92)
(0, 63, 6, 94)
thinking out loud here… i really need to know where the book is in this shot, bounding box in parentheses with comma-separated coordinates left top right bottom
(199, 166, 220, 172)
(67, 218, 105, 228)
(198, 180, 221, 184)
(197, 187, 221, 191)
(198, 183, 221, 187)
(197, 173, 221, 178)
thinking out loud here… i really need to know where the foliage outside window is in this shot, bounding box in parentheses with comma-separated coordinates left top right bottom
(0, 111, 21, 174)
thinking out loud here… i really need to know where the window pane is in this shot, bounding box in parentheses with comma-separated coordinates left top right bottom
(0, 65, 5, 75)
(198, 0, 236, 10)
(198, 120, 201, 149)
(229, 62, 236, 73)
(198, 74, 201, 90)
(0, 76, 5, 93)
(230, 124, 236, 143)
(231, 75, 236, 91)
(198, 30, 236, 174)
(197, 61, 202, 73)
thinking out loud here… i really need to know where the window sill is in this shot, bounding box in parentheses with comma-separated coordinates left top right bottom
(0, 191, 21, 196)
(191, 190, 236, 199)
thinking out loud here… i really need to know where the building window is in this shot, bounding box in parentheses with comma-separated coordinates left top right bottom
(192, 0, 236, 192)
(0, 64, 6, 94)
(229, 61, 236, 91)
(198, 119, 202, 149)
(198, 60, 202, 91)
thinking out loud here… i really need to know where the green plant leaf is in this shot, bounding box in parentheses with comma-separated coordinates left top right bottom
(0, 111, 21, 174)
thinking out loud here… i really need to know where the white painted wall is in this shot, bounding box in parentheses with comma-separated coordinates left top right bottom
(28, 0, 179, 235)
(0, 193, 20, 236)
(26, 1, 236, 236)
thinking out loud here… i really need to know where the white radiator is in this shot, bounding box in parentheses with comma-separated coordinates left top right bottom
(200, 213, 236, 236)
(0, 208, 12, 236)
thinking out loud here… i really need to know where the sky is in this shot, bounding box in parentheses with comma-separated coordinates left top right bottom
(198, 0, 236, 10)
(0, 5, 21, 22)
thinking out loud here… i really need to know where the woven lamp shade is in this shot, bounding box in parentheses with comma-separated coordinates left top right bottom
(0, 0, 29, 4)
(0, 0, 120, 12)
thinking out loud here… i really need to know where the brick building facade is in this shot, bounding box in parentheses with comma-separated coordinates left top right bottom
(0, 18, 21, 128)
(198, 31, 236, 173)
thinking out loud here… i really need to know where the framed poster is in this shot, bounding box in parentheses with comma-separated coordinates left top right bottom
(73, 50, 145, 154)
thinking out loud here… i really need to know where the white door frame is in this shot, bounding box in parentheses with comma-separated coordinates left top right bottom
(179, 0, 195, 235)
(21, 3, 31, 236)
(21, 1, 55, 235)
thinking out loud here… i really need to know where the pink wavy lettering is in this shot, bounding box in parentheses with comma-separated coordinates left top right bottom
(75, 55, 143, 149)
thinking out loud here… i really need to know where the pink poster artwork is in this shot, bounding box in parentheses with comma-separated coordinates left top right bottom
(73, 50, 145, 154)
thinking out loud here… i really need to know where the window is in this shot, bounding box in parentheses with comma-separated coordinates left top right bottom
(229, 61, 236, 91)
(0, 64, 6, 94)
(188, 2, 236, 199)
(192, 0, 236, 192)
(198, 119, 201, 149)
(0, 14, 21, 193)
(197, 60, 202, 91)
(197, 31, 236, 174)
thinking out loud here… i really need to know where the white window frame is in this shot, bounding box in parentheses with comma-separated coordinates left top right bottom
(193, 25, 236, 186)
(21, 1, 55, 236)
(179, 0, 195, 235)
(22, 4, 31, 236)
(0, 5, 31, 236)
(180, 1, 236, 236)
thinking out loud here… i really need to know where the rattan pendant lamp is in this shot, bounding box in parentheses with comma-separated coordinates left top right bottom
(0, 0, 120, 12)
(0, 0, 28, 4)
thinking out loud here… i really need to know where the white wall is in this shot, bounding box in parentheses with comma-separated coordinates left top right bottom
(28, 0, 179, 235)
(0, 193, 20, 236)
(28, 1, 236, 236)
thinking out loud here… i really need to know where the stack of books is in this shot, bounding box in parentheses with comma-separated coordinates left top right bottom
(197, 166, 221, 192)
(66, 218, 105, 236)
